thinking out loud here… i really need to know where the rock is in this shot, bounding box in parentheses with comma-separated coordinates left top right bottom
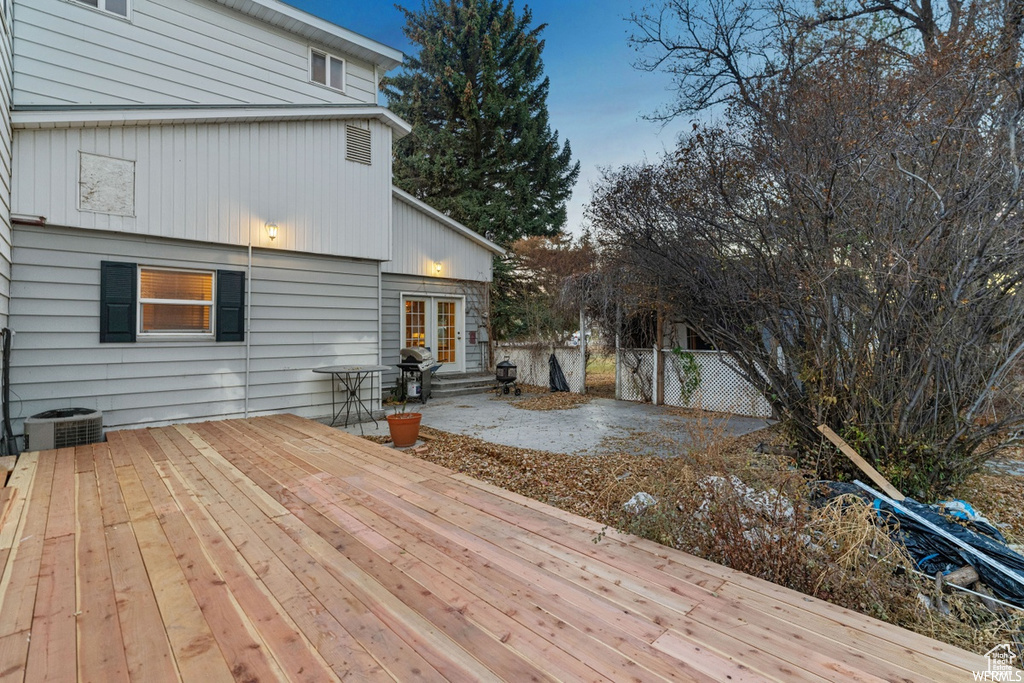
(624, 492, 657, 515)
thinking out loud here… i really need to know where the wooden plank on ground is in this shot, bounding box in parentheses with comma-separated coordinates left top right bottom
(224, 427, 739, 683)
(44, 448, 76, 540)
(0, 456, 16, 486)
(190, 421, 514, 683)
(0, 451, 51, 681)
(104, 523, 181, 683)
(0, 632, 30, 683)
(129, 429, 287, 683)
(25, 535, 76, 683)
(114, 455, 235, 683)
(817, 424, 904, 500)
(159, 426, 392, 681)
(0, 451, 53, 636)
(92, 442, 130, 528)
(146, 428, 340, 683)
(0, 489, 16, 534)
(75, 457, 131, 683)
(0, 452, 37, 551)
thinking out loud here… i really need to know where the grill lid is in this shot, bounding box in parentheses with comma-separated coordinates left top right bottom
(399, 347, 434, 364)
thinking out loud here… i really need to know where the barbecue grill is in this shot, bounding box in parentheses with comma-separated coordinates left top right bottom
(495, 357, 521, 396)
(397, 347, 438, 403)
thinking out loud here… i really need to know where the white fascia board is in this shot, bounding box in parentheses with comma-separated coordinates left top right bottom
(209, 0, 403, 71)
(13, 106, 413, 138)
(393, 187, 506, 256)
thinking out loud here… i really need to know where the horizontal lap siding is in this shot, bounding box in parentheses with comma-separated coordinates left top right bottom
(10, 225, 379, 430)
(13, 0, 378, 106)
(384, 195, 494, 281)
(380, 273, 488, 389)
(12, 120, 392, 261)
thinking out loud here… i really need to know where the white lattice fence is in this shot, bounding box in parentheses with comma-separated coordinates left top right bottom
(616, 349, 655, 402)
(662, 351, 772, 417)
(616, 348, 772, 418)
(496, 345, 586, 394)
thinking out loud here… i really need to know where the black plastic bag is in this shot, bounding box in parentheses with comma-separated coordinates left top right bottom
(874, 497, 1024, 607)
(548, 354, 570, 392)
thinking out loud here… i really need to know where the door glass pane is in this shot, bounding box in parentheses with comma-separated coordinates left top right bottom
(436, 301, 455, 364)
(404, 300, 426, 348)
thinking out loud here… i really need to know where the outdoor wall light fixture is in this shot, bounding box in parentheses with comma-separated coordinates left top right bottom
(434, 261, 442, 274)
(265, 222, 279, 240)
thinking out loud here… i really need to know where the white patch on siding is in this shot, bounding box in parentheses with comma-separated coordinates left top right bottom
(79, 152, 135, 216)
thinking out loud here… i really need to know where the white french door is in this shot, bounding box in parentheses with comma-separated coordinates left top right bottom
(402, 295, 465, 373)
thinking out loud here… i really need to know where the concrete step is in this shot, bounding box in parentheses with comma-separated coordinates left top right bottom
(432, 373, 493, 388)
(430, 373, 496, 398)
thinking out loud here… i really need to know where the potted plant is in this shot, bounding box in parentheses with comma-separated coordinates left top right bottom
(385, 386, 422, 448)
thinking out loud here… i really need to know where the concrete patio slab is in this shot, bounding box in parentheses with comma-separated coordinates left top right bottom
(341, 392, 771, 457)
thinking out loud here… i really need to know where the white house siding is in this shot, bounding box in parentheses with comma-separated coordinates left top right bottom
(10, 224, 380, 431)
(385, 192, 494, 281)
(380, 273, 488, 389)
(12, 119, 393, 261)
(0, 2, 11, 325)
(13, 0, 380, 106)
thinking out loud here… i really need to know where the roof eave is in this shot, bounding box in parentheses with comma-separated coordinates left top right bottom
(13, 105, 413, 138)
(208, 0, 404, 71)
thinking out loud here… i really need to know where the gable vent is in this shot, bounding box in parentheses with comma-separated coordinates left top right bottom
(346, 125, 372, 165)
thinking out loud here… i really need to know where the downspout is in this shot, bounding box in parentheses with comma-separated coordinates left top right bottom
(377, 261, 383, 413)
(244, 239, 253, 418)
(377, 261, 383, 365)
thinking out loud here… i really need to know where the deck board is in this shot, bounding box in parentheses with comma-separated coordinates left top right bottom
(0, 415, 994, 682)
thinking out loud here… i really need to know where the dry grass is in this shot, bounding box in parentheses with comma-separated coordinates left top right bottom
(373, 416, 1024, 658)
(489, 383, 593, 411)
(586, 352, 616, 398)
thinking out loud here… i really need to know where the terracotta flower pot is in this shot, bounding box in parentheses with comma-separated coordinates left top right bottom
(386, 412, 422, 448)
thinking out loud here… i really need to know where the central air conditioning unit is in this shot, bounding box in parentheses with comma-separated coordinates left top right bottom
(25, 408, 104, 451)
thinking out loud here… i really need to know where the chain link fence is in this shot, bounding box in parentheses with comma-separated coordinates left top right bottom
(617, 348, 773, 418)
(496, 344, 586, 394)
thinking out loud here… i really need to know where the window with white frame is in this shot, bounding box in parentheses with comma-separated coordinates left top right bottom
(310, 48, 345, 92)
(138, 268, 214, 335)
(71, 0, 129, 18)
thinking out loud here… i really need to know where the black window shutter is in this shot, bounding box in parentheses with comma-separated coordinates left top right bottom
(100, 261, 136, 343)
(216, 270, 245, 342)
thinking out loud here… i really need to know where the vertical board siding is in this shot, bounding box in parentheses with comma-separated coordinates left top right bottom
(10, 224, 380, 430)
(385, 195, 494, 281)
(12, 119, 392, 261)
(0, 5, 10, 325)
(13, 0, 379, 106)
(380, 273, 488, 389)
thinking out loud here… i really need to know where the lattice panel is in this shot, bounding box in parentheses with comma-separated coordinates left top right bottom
(662, 351, 773, 417)
(616, 349, 655, 402)
(616, 349, 772, 418)
(495, 345, 586, 394)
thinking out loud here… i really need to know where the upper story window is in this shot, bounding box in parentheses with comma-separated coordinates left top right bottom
(310, 48, 345, 92)
(72, 0, 129, 18)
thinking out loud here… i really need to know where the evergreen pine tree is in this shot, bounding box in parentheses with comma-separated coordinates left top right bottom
(384, 0, 580, 248)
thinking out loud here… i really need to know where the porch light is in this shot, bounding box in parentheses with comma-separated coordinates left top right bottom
(433, 261, 442, 274)
(266, 222, 278, 240)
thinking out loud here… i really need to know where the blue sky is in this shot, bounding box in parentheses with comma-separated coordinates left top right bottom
(285, 1, 690, 236)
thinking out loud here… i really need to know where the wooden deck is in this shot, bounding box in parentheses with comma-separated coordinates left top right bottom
(0, 414, 987, 681)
